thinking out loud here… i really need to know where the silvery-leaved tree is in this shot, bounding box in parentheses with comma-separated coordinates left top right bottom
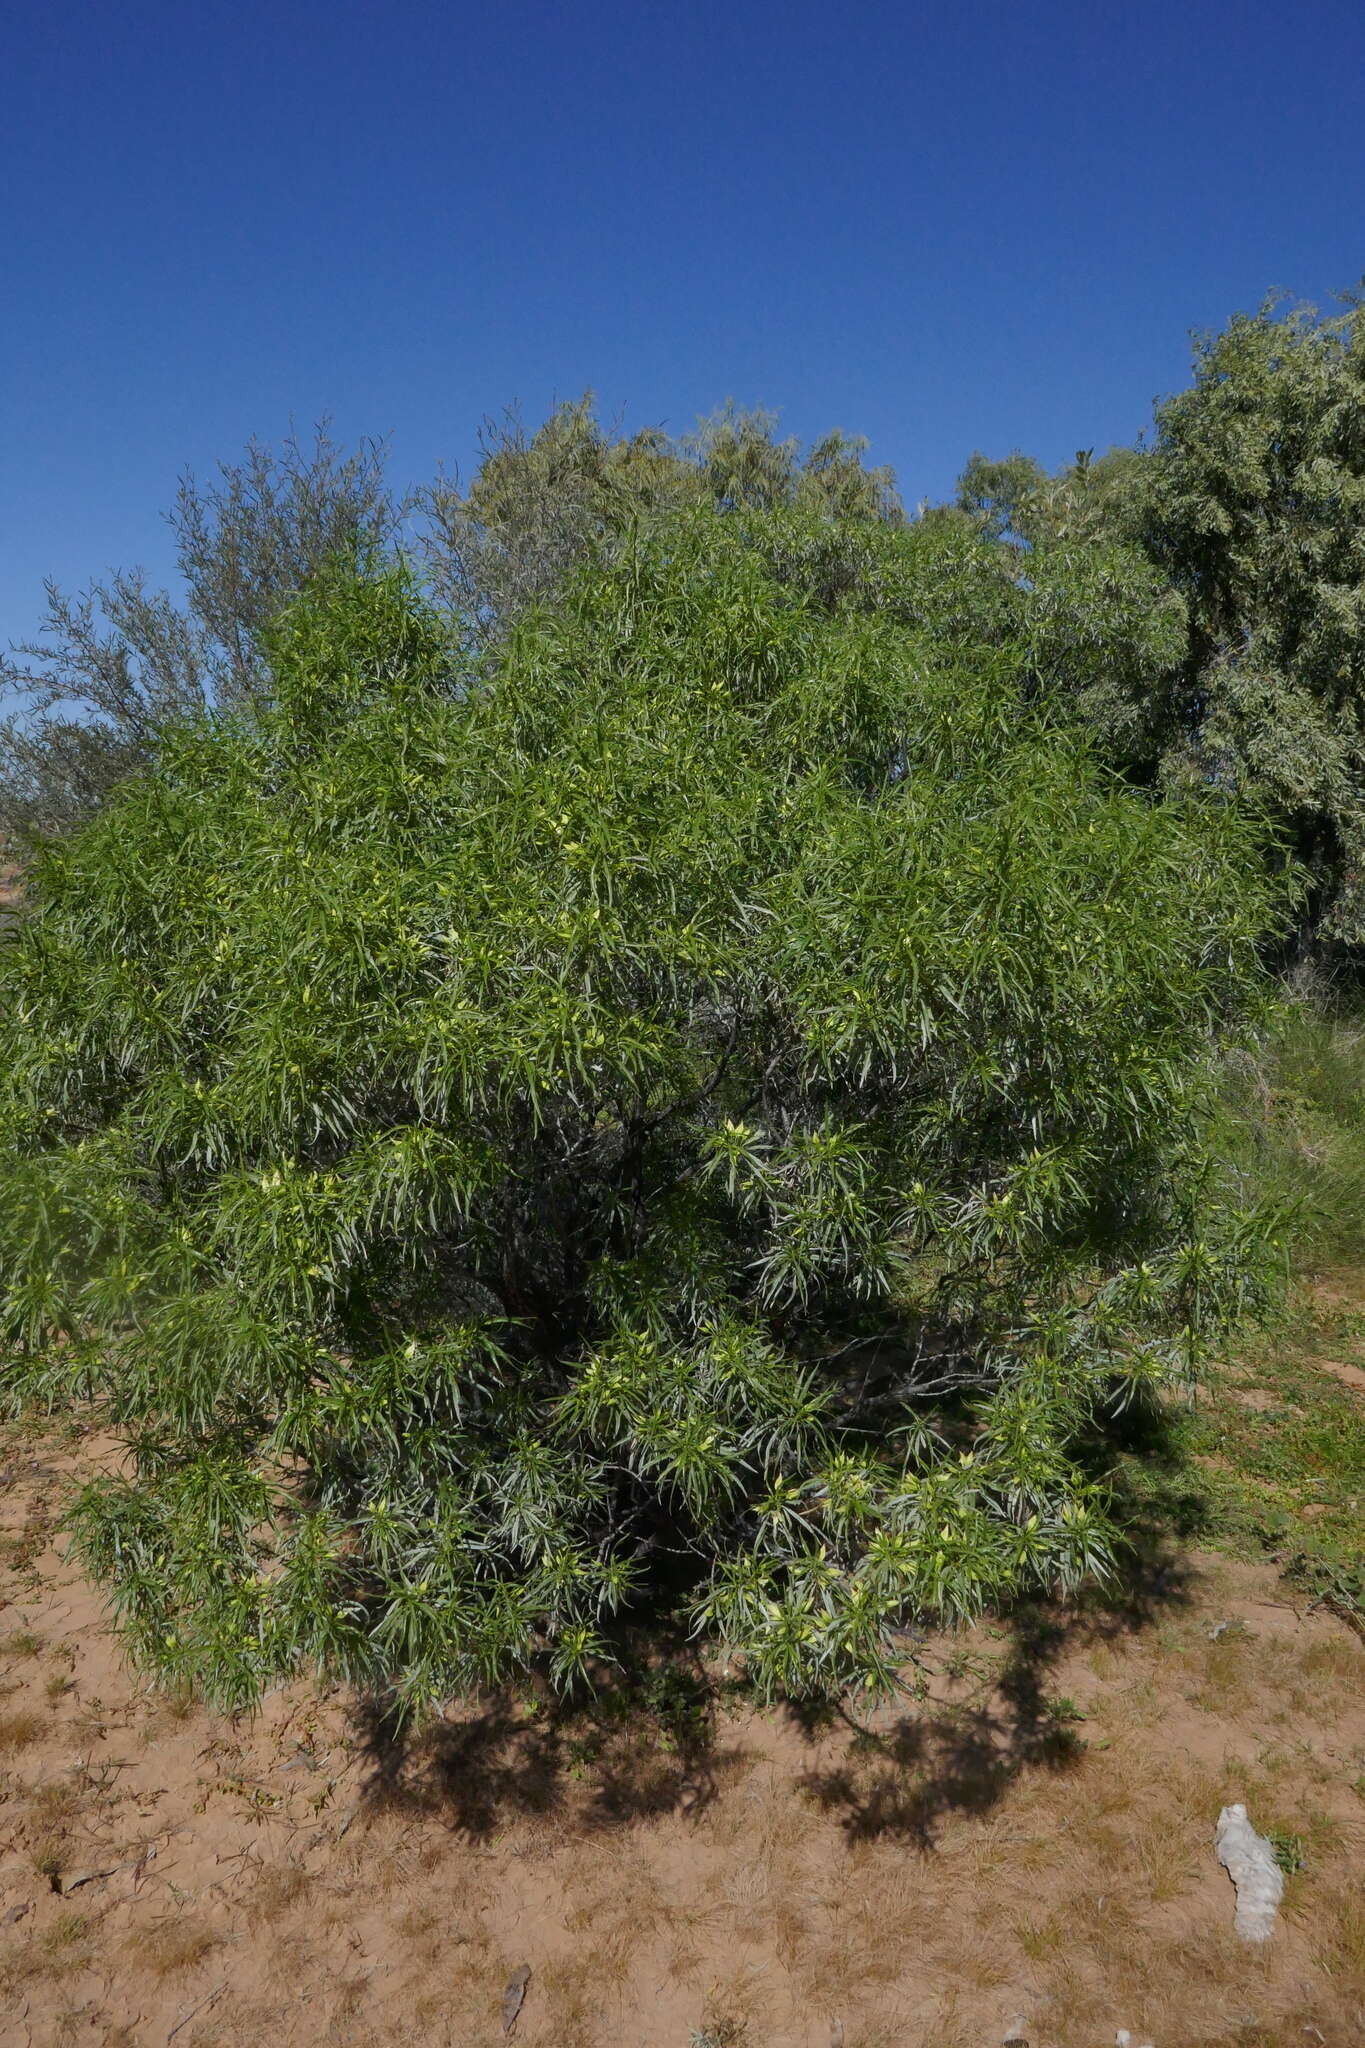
(0, 507, 1283, 1717)
(1136, 292, 1365, 946)
(0, 427, 397, 839)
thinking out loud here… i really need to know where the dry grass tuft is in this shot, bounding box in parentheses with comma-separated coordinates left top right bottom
(40, 1909, 92, 1955)
(0, 1705, 46, 1752)
(0, 1908, 100, 1996)
(129, 1912, 222, 1978)
(1314, 1890, 1365, 1993)
(246, 1857, 313, 1923)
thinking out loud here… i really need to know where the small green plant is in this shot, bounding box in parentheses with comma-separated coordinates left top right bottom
(1283, 1548, 1365, 1635)
(1265, 1827, 1306, 1877)
(639, 1663, 711, 1754)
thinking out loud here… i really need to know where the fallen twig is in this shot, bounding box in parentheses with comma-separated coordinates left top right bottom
(166, 1977, 229, 2043)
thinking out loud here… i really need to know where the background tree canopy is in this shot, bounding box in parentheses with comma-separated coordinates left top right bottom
(959, 290, 1365, 948)
(0, 429, 398, 838)
(0, 402, 897, 841)
(0, 507, 1283, 1714)
(12, 288, 1364, 958)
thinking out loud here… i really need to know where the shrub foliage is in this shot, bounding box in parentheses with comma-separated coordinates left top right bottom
(0, 509, 1281, 1713)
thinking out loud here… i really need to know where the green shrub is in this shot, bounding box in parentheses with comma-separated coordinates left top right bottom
(0, 511, 1283, 1716)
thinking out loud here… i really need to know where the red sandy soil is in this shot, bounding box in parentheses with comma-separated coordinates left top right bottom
(2, 1428, 1363, 2048)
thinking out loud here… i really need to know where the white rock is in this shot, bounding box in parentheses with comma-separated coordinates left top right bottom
(1215, 1802, 1284, 1942)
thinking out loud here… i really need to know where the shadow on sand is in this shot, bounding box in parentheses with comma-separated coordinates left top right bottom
(349, 1638, 742, 1842)
(349, 1423, 1197, 1850)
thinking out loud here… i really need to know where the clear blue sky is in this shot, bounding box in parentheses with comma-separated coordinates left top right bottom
(3, 0, 1363, 650)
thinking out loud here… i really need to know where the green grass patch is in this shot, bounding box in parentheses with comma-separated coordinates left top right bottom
(1113, 1329, 1364, 1613)
(1219, 992, 1365, 1266)
(1115, 995, 1365, 1623)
